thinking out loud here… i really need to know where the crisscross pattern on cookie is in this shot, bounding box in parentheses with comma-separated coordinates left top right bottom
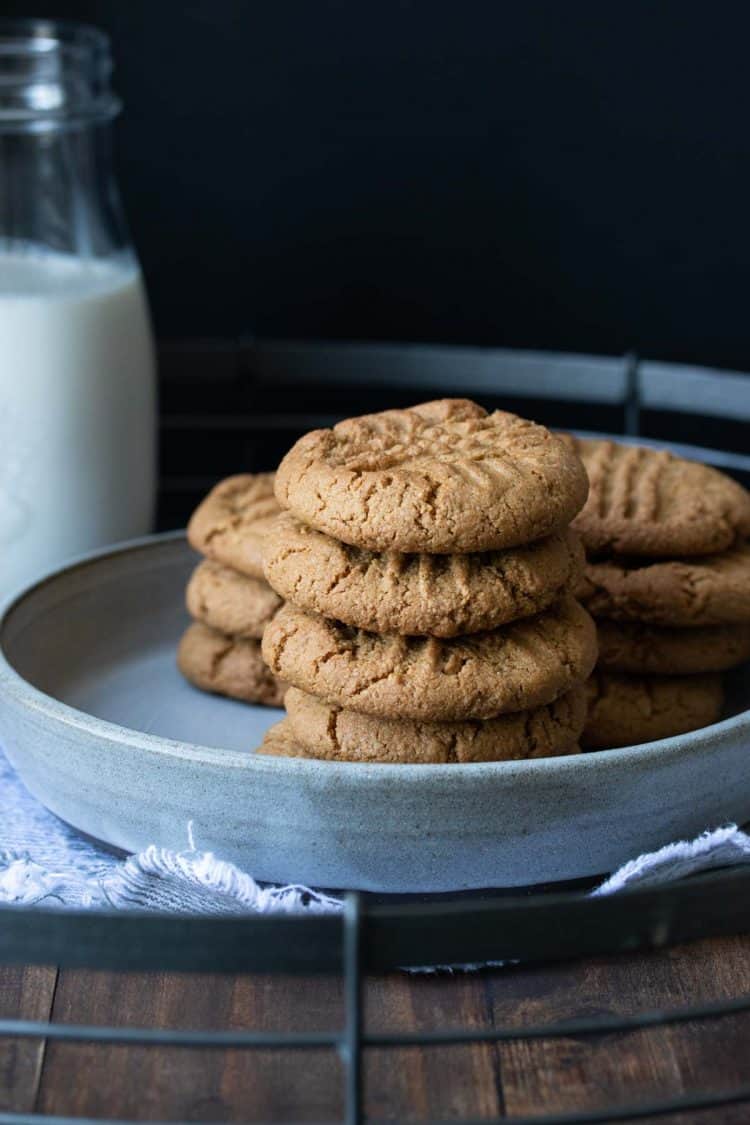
(275, 400, 589, 552)
(572, 439, 750, 556)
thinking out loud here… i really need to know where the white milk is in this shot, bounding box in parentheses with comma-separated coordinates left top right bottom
(0, 249, 156, 597)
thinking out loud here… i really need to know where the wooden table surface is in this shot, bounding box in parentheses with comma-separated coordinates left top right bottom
(2, 933, 749, 1123)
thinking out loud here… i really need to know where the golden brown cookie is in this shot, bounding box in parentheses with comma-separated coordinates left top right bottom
(581, 671, 724, 750)
(260, 720, 583, 764)
(186, 560, 283, 640)
(597, 619, 750, 675)
(569, 438, 750, 557)
(262, 512, 584, 636)
(258, 719, 305, 759)
(579, 542, 750, 626)
(187, 473, 280, 579)
(274, 399, 589, 553)
(178, 622, 286, 706)
(276, 685, 586, 763)
(261, 596, 597, 721)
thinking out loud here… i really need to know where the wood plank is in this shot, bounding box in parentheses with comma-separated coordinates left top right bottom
(36, 966, 501, 1122)
(0, 965, 57, 1115)
(32, 935, 750, 1122)
(487, 934, 750, 1125)
(363, 972, 501, 1120)
(36, 969, 345, 1122)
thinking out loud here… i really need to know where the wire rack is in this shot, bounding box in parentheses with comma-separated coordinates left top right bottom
(2, 341, 750, 1124)
(3, 875, 750, 1124)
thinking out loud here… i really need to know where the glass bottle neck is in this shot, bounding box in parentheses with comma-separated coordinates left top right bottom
(0, 19, 119, 134)
(0, 19, 132, 263)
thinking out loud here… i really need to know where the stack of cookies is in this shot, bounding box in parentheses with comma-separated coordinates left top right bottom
(569, 439, 750, 749)
(258, 398, 598, 763)
(178, 473, 287, 706)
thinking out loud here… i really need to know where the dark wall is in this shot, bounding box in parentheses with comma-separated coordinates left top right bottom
(8, 1, 750, 368)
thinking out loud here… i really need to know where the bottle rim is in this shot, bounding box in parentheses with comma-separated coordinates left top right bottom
(0, 18, 121, 132)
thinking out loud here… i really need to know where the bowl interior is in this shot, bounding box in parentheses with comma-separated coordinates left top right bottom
(1, 536, 283, 754)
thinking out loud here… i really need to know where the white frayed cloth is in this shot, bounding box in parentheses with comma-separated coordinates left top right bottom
(592, 822, 750, 895)
(1, 747, 749, 915)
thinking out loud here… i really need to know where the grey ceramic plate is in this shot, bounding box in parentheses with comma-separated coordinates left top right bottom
(1, 533, 749, 893)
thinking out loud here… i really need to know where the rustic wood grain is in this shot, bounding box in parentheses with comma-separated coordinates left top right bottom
(0, 965, 57, 1115)
(487, 935, 750, 1125)
(35, 968, 501, 1122)
(9, 936, 750, 1122)
(364, 972, 501, 1120)
(36, 970, 345, 1122)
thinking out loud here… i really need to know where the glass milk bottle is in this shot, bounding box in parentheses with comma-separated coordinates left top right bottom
(0, 19, 156, 596)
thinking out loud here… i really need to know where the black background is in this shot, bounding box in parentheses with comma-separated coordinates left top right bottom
(7, 1, 750, 370)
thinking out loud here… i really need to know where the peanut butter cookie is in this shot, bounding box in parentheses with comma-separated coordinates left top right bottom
(275, 399, 589, 553)
(582, 671, 723, 750)
(596, 619, 750, 675)
(186, 560, 282, 640)
(263, 512, 584, 635)
(262, 596, 597, 721)
(178, 621, 286, 706)
(569, 438, 750, 557)
(579, 542, 750, 626)
(187, 473, 280, 579)
(273, 685, 585, 763)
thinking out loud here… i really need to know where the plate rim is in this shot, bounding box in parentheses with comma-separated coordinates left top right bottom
(1, 531, 748, 784)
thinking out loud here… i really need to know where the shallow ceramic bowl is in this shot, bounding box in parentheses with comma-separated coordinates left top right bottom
(0, 533, 749, 893)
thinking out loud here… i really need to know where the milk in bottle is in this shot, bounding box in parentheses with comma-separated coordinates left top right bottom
(0, 251, 155, 593)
